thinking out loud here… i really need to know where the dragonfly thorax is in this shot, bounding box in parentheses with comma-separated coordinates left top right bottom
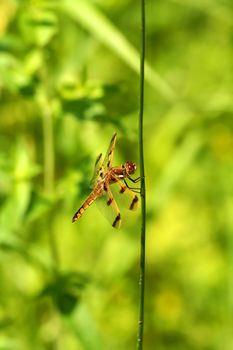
(109, 161, 136, 182)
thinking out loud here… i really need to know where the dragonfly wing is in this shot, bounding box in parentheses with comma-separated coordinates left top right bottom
(90, 153, 104, 187)
(91, 132, 117, 187)
(95, 182, 121, 228)
(104, 132, 117, 169)
(111, 178, 139, 211)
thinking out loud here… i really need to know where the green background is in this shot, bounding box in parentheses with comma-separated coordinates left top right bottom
(0, 0, 232, 349)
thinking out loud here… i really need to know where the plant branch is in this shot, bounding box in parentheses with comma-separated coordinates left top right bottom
(137, 0, 146, 349)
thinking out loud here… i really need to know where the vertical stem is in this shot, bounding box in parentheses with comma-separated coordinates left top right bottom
(41, 101, 60, 271)
(137, 0, 146, 349)
(42, 107, 55, 194)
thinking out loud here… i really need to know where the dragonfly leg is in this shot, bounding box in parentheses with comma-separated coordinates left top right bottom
(128, 176, 141, 183)
(124, 179, 141, 194)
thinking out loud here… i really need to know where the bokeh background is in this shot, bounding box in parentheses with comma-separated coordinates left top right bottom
(0, 0, 233, 349)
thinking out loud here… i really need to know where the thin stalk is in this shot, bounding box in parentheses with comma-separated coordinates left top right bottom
(137, 0, 146, 349)
(41, 100, 60, 272)
(42, 107, 55, 194)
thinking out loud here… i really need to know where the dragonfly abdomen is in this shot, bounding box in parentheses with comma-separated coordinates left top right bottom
(72, 185, 103, 222)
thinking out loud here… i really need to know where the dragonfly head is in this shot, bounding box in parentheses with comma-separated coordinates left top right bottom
(125, 161, 137, 175)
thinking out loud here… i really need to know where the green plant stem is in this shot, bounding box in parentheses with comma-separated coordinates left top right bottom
(41, 100, 59, 272)
(137, 0, 146, 349)
(42, 107, 55, 194)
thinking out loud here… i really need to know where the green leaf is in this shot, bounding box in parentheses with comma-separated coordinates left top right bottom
(0, 140, 32, 232)
(19, 8, 58, 47)
(40, 271, 90, 315)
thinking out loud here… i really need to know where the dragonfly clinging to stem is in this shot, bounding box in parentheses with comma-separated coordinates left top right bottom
(72, 133, 140, 228)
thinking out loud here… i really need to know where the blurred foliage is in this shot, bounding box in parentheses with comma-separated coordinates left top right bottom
(0, 0, 233, 349)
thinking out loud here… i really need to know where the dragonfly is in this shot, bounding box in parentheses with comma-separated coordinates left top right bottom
(72, 132, 140, 228)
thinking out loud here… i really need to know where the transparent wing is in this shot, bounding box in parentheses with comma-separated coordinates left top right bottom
(91, 133, 117, 187)
(95, 183, 121, 228)
(103, 132, 117, 169)
(90, 153, 104, 187)
(111, 178, 139, 211)
(94, 178, 139, 228)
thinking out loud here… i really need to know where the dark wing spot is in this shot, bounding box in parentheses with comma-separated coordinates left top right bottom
(98, 165, 102, 171)
(130, 196, 139, 210)
(107, 160, 110, 167)
(112, 213, 121, 228)
(119, 186, 126, 194)
(95, 153, 102, 165)
(104, 184, 107, 192)
(107, 197, 113, 206)
(111, 134, 116, 142)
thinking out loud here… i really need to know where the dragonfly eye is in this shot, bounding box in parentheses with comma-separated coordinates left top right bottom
(125, 161, 136, 174)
